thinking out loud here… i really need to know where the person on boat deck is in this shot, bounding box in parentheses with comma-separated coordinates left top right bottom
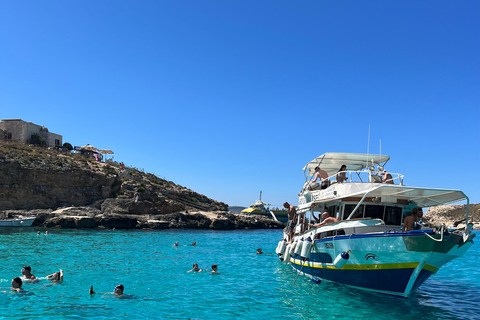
(188, 263, 204, 272)
(336, 164, 348, 183)
(312, 167, 330, 189)
(47, 269, 64, 283)
(381, 172, 394, 184)
(21, 266, 36, 280)
(403, 208, 421, 231)
(11, 277, 23, 293)
(256, 248, 263, 254)
(283, 202, 297, 243)
(310, 212, 338, 228)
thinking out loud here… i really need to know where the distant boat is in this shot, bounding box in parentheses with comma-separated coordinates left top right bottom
(0, 216, 36, 227)
(241, 192, 288, 223)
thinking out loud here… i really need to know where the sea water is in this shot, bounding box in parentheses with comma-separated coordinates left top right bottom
(0, 229, 479, 320)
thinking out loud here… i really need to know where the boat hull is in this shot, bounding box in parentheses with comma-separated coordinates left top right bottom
(285, 231, 475, 297)
(0, 217, 36, 227)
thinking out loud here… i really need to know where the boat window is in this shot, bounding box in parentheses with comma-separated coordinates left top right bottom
(384, 206, 403, 226)
(364, 205, 384, 220)
(344, 204, 364, 219)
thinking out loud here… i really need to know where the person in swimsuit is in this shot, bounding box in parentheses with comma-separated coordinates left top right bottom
(283, 202, 297, 243)
(21, 266, 36, 280)
(47, 269, 63, 283)
(89, 284, 124, 296)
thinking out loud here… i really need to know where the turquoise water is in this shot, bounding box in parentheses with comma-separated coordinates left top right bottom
(0, 229, 479, 320)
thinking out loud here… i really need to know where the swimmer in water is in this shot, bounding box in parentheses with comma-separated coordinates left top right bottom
(174, 242, 179, 246)
(211, 264, 220, 274)
(45, 231, 49, 235)
(256, 248, 264, 254)
(187, 263, 204, 273)
(21, 266, 37, 280)
(37, 231, 40, 235)
(46, 269, 63, 283)
(11, 277, 23, 292)
(89, 284, 124, 296)
(191, 241, 196, 246)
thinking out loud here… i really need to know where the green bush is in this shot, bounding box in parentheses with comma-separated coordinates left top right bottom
(137, 186, 146, 193)
(29, 133, 46, 147)
(63, 142, 73, 150)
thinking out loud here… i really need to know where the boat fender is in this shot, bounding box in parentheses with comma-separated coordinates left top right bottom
(278, 240, 287, 256)
(294, 238, 303, 256)
(283, 244, 292, 264)
(311, 277, 322, 284)
(300, 237, 313, 259)
(333, 252, 350, 269)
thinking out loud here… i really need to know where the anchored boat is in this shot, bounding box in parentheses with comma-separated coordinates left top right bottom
(0, 216, 36, 227)
(275, 153, 475, 297)
(242, 192, 288, 223)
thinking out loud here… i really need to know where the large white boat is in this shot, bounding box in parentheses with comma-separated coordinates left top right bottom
(0, 216, 36, 227)
(275, 153, 475, 297)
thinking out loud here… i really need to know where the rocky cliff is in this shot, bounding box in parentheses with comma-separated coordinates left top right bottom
(0, 142, 283, 230)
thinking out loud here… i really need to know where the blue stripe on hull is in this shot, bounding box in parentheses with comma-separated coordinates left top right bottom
(411, 269, 435, 292)
(291, 262, 415, 293)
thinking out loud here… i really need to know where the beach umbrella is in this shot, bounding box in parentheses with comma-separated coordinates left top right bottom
(98, 149, 114, 161)
(81, 144, 99, 151)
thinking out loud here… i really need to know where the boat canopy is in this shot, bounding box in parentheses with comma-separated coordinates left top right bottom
(304, 153, 390, 177)
(300, 184, 467, 209)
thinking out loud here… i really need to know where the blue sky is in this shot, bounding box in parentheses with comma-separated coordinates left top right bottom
(1, 1, 479, 208)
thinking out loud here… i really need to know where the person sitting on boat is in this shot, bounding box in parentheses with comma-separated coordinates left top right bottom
(21, 266, 36, 281)
(381, 172, 394, 184)
(47, 269, 64, 283)
(310, 212, 338, 228)
(336, 164, 348, 183)
(283, 202, 297, 243)
(11, 277, 23, 293)
(312, 167, 330, 189)
(403, 208, 421, 231)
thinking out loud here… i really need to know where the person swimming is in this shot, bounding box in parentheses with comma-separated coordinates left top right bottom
(256, 248, 264, 254)
(11, 277, 23, 292)
(21, 266, 37, 280)
(173, 242, 179, 246)
(89, 284, 124, 296)
(46, 269, 63, 283)
(188, 263, 204, 273)
(191, 241, 196, 246)
(211, 264, 220, 274)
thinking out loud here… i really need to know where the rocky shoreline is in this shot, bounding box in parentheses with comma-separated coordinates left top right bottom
(0, 208, 284, 230)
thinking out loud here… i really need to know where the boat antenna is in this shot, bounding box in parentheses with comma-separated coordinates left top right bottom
(366, 123, 371, 169)
(259, 191, 262, 201)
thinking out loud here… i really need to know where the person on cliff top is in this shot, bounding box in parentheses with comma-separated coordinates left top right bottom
(283, 202, 297, 243)
(21, 266, 37, 281)
(188, 263, 204, 273)
(46, 269, 63, 283)
(89, 284, 124, 296)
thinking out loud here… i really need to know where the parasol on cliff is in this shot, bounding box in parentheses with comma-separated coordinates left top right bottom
(98, 149, 114, 161)
(81, 144, 99, 151)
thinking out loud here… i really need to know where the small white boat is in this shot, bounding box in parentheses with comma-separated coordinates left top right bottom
(241, 192, 288, 223)
(0, 216, 36, 227)
(276, 153, 475, 297)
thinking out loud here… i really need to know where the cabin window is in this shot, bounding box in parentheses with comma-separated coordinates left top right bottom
(364, 205, 384, 220)
(384, 206, 403, 226)
(344, 204, 364, 219)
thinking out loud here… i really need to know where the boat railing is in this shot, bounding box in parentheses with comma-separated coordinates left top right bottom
(303, 170, 404, 192)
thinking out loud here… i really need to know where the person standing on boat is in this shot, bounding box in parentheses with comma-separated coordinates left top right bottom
(313, 167, 330, 189)
(381, 172, 394, 184)
(336, 165, 348, 183)
(403, 208, 420, 231)
(283, 202, 297, 243)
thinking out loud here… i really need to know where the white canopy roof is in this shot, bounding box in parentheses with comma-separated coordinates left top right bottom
(303, 153, 390, 177)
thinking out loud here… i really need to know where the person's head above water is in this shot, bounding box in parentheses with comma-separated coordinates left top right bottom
(114, 284, 124, 295)
(12, 277, 22, 289)
(256, 248, 263, 254)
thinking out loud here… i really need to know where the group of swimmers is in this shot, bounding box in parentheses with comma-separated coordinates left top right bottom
(5, 266, 64, 293)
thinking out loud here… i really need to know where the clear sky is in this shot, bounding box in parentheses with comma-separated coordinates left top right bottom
(1, 1, 479, 208)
